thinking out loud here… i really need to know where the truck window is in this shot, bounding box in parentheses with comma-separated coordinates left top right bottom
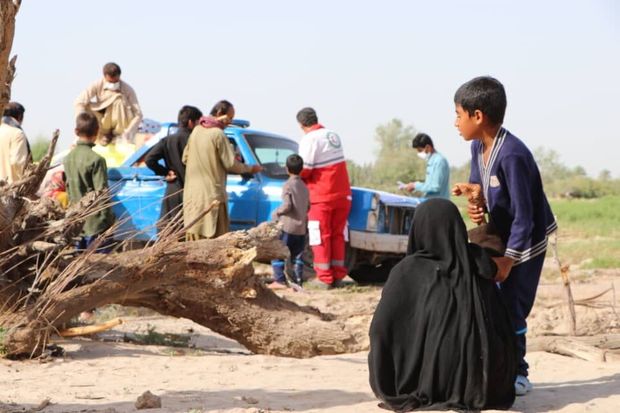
(245, 134, 298, 179)
(229, 138, 245, 164)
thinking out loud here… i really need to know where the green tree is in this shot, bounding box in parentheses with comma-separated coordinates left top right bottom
(533, 147, 620, 197)
(533, 147, 571, 182)
(599, 169, 612, 181)
(370, 119, 424, 192)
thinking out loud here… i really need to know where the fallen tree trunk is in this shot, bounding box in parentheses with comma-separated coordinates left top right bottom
(1, 223, 366, 358)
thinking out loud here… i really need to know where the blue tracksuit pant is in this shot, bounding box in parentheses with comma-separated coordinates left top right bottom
(500, 252, 546, 377)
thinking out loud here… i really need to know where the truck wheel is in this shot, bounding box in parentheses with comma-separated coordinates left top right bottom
(344, 243, 358, 272)
(348, 262, 393, 284)
(345, 244, 396, 284)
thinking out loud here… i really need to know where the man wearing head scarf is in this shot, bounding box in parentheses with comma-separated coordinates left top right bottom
(368, 198, 517, 411)
(182, 100, 262, 239)
(0, 102, 31, 184)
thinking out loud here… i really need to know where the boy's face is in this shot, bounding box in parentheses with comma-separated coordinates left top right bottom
(454, 104, 481, 141)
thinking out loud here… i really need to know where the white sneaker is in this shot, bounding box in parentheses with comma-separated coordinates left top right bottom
(515, 375, 533, 396)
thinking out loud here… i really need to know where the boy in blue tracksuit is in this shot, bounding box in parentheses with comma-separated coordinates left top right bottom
(452, 76, 556, 396)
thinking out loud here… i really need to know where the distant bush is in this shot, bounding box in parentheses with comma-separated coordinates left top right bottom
(30, 137, 51, 162)
(534, 147, 620, 198)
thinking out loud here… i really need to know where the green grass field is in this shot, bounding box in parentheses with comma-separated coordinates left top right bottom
(549, 196, 620, 269)
(453, 196, 620, 270)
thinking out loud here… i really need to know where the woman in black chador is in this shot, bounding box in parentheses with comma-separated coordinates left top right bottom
(368, 198, 517, 411)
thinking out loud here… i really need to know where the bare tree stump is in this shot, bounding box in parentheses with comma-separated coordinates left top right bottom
(0, 0, 20, 115)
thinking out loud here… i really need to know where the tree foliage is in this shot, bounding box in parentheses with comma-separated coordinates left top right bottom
(347, 119, 425, 194)
(533, 147, 620, 198)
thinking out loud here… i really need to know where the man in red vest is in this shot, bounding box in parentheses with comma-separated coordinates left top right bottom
(297, 107, 352, 288)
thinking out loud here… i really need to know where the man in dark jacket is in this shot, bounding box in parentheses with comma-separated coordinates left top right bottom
(145, 105, 202, 232)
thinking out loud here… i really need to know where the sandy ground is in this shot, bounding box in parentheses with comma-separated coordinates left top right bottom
(1, 268, 620, 413)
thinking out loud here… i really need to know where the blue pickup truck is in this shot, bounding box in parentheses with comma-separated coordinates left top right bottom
(101, 120, 424, 282)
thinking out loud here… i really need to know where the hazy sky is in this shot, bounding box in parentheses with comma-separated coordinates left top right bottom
(10, 0, 620, 176)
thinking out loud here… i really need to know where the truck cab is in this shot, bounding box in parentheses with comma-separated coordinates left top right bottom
(107, 120, 297, 239)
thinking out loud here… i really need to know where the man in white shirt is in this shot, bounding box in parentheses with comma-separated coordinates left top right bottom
(0, 102, 31, 184)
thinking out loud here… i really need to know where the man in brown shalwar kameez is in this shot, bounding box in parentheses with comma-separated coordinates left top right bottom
(182, 100, 262, 240)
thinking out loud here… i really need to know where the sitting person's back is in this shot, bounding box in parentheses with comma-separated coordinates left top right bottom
(368, 198, 517, 411)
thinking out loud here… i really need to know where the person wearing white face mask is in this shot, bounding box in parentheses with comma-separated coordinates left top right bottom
(74, 62, 142, 151)
(403, 133, 450, 199)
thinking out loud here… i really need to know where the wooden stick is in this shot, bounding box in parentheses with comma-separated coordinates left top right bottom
(528, 336, 606, 362)
(58, 317, 123, 337)
(550, 229, 577, 335)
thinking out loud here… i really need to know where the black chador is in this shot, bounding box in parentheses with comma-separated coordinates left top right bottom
(368, 198, 517, 411)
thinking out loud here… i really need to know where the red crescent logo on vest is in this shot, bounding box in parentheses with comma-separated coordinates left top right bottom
(326, 132, 342, 148)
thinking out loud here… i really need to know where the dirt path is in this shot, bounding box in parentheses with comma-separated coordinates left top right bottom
(1, 331, 619, 413)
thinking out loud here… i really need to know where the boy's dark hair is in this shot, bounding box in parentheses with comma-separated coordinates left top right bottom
(3, 101, 25, 121)
(75, 112, 100, 138)
(412, 133, 434, 149)
(103, 62, 122, 78)
(296, 107, 318, 127)
(210, 100, 233, 117)
(286, 154, 304, 175)
(454, 76, 507, 125)
(178, 105, 203, 128)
